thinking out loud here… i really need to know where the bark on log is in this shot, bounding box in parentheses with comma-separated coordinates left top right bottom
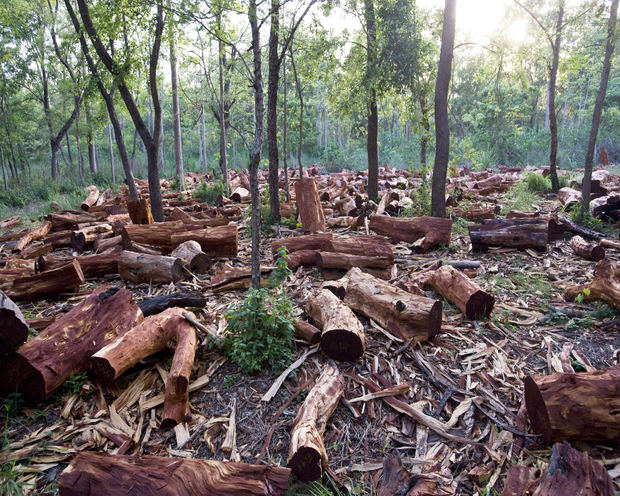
(316, 251, 392, 270)
(13, 221, 52, 253)
(71, 223, 113, 252)
(46, 211, 98, 231)
(138, 292, 207, 317)
(44, 230, 73, 248)
(329, 268, 442, 343)
(505, 212, 566, 242)
(0, 291, 29, 355)
(92, 307, 197, 428)
(569, 235, 605, 261)
(565, 259, 620, 309)
(170, 240, 212, 274)
(36, 253, 119, 279)
(58, 452, 291, 496)
(122, 221, 185, 252)
(558, 187, 581, 207)
(271, 233, 333, 255)
(306, 289, 366, 361)
(26, 316, 55, 332)
(94, 234, 122, 252)
(5, 260, 85, 302)
(369, 215, 452, 251)
(325, 235, 394, 261)
(80, 185, 100, 211)
(17, 241, 53, 259)
(294, 319, 322, 344)
(469, 219, 548, 251)
(452, 204, 499, 221)
(286, 249, 320, 270)
(377, 453, 456, 496)
(426, 265, 494, 319)
(287, 364, 344, 481)
(1, 286, 142, 401)
(127, 198, 154, 225)
(170, 225, 238, 258)
(118, 251, 186, 284)
(524, 364, 620, 443)
(295, 178, 326, 233)
(0, 216, 21, 230)
(557, 215, 602, 240)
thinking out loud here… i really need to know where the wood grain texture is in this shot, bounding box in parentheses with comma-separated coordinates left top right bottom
(294, 178, 326, 232)
(369, 215, 452, 251)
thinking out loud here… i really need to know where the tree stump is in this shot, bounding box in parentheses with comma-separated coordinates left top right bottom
(295, 178, 326, 232)
(127, 198, 154, 225)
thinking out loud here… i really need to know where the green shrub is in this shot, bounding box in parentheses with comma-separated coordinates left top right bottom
(523, 172, 551, 193)
(401, 165, 431, 217)
(193, 179, 226, 204)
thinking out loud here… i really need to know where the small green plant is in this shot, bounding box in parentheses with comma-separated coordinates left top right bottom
(1, 393, 24, 422)
(401, 165, 431, 217)
(523, 172, 551, 193)
(193, 179, 226, 204)
(62, 372, 88, 395)
(0, 459, 24, 496)
(281, 214, 300, 229)
(223, 373, 241, 388)
(217, 247, 295, 374)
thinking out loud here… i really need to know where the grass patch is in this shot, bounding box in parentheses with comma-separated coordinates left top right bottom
(193, 179, 226, 204)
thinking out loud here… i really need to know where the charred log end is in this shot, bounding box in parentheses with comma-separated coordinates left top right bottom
(592, 246, 606, 261)
(230, 193, 241, 202)
(428, 299, 443, 338)
(320, 329, 364, 362)
(523, 376, 553, 444)
(90, 357, 117, 384)
(70, 232, 87, 253)
(465, 291, 495, 320)
(287, 446, 322, 482)
(0, 312, 29, 356)
(189, 253, 212, 274)
(20, 366, 48, 404)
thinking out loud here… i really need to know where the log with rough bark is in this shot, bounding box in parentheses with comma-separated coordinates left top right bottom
(5, 260, 85, 302)
(523, 364, 620, 443)
(294, 319, 322, 344)
(286, 249, 320, 270)
(271, 233, 333, 255)
(1, 286, 142, 401)
(469, 219, 548, 251)
(325, 235, 394, 261)
(369, 215, 452, 251)
(118, 251, 186, 284)
(170, 225, 238, 258)
(557, 215, 602, 240)
(36, 252, 120, 279)
(452, 204, 499, 221)
(0, 216, 21, 230)
(569, 235, 605, 261)
(13, 221, 52, 253)
(127, 198, 154, 225)
(0, 291, 29, 355)
(230, 187, 250, 203)
(71, 223, 113, 252)
(306, 289, 366, 361)
(558, 187, 582, 208)
(287, 364, 344, 481)
(328, 268, 442, 343)
(170, 240, 212, 274)
(565, 259, 620, 309)
(505, 211, 566, 242)
(122, 221, 184, 252)
(426, 265, 494, 319)
(46, 210, 98, 231)
(295, 178, 326, 232)
(94, 234, 122, 252)
(58, 452, 291, 496)
(316, 251, 393, 270)
(138, 292, 207, 317)
(26, 315, 55, 331)
(44, 230, 73, 248)
(91, 307, 197, 428)
(80, 185, 100, 211)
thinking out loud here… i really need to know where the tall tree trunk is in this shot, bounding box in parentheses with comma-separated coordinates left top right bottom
(169, 24, 185, 192)
(290, 47, 303, 177)
(419, 95, 429, 167)
(216, 12, 229, 195)
(108, 124, 116, 183)
(66, 131, 73, 166)
(431, 0, 456, 218)
(76, 113, 84, 179)
(267, 0, 282, 224)
(364, 0, 379, 202)
(0, 143, 8, 190)
(548, 0, 564, 193)
(581, 0, 618, 214)
(86, 104, 97, 174)
(201, 103, 208, 171)
(282, 55, 290, 201)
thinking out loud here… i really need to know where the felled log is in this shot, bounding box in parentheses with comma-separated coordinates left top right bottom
(369, 215, 452, 251)
(13, 220, 52, 253)
(505, 211, 566, 241)
(2, 286, 142, 401)
(0, 291, 29, 355)
(94, 234, 122, 252)
(17, 241, 53, 260)
(127, 198, 154, 225)
(565, 259, 620, 309)
(170, 240, 212, 274)
(287, 364, 344, 481)
(316, 251, 392, 270)
(325, 235, 394, 261)
(210, 265, 274, 290)
(122, 221, 184, 252)
(46, 210, 98, 231)
(44, 230, 73, 248)
(287, 249, 320, 270)
(36, 252, 119, 279)
(426, 265, 494, 319)
(320, 266, 393, 281)
(91, 307, 196, 428)
(58, 452, 291, 496)
(138, 292, 207, 317)
(5, 260, 85, 302)
(0, 216, 21, 230)
(452, 204, 499, 221)
(271, 233, 333, 255)
(71, 223, 113, 252)
(280, 202, 296, 219)
(569, 235, 605, 261)
(334, 196, 357, 217)
(295, 178, 326, 232)
(327, 267, 442, 343)
(469, 219, 548, 251)
(126, 241, 163, 256)
(558, 187, 581, 207)
(306, 289, 366, 361)
(119, 251, 186, 284)
(80, 185, 100, 211)
(557, 214, 602, 240)
(230, 187, 250, 203)
(294, 319, 321, 344)
(524, 364, 620, 443)
(170, 225, 238, 258)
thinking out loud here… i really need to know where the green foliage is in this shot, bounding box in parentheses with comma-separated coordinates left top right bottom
(62, 372, 88, 395)
(569, 208, 605, 233)
(523, 172, 551, 193)
(401, 165, 431, 216)
(217, 247, 295, 375)
(1, 393, 24, 423)
(0, 460, 24, 496)
(193, 180, 226, 204)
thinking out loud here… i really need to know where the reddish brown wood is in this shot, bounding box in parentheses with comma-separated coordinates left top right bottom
(271, 233, 333, 255)
(524, 364, 620, 443)
(1, 286, 142, 402)
(25, 315, 56, 331)
(295, 178, 326, 232)
(5, 260, 85, 302)
(452, 204, 498, 221)
(122, 221, 184, 252)
(426, 265, 494, 319)
(94, 234, 122, 252)
(558, 187, 582, 207)
(569, 235, 605, 261)
(287, 364, 344, 481)
(286, 249, 320, 270)
(170, 225, 238, 258)
(58, 452, 291, 496)
(71, 223, 112, 252)
(377, 453, 456, 496)
(37, 252, 120, 279)
(469, 219, 548, 251)
(565, 259, 620, 309)
(170, 240, 212, 274)
(46, 210, 98, 231)
(505, 212, 566, 242)
(0, 216, 21, 230)
(127, 198, 154, 224)
(92, 307, 197, 428)
(306, 289, 366, 361)
(0, 291, 29, 355)
(316, 251, 392, 270)
(80, 185, 100, 211)
(43, 230, 73, 248)
(599, 148, 609, 166)
(119, 251, 186, 284)
(17, 241, 53, 259)
(325, 235, 394, 261)
(501, 465, 539, 496)
(13, 221, 52, 253)
(294, 319, 322, 344)
(369, 215, 452, 251)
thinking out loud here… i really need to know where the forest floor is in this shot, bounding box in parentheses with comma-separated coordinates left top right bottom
(1, 180, 620, 495)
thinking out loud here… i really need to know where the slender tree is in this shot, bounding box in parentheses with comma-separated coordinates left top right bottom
(169, 13, 185, 192)
(364, 0, 379, 202)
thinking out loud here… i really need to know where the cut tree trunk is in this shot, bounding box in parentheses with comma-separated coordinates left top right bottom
(36, 253, 119, 279)
(13, 221, 52, 253)
(306, 289, 366, 361)
(5, 260, 85, 302)
(327, 267, 442, 343)
(170, 240, 212, 274)
(71, 223, 112, 252)
(325, 235, 394, 261)
(122, 221, 184, 252)
(80, 185, 100, 211)
(294, 319, 321, 345)
(469, 219, 548, 251)
(426, 265, 494, 319)
(118, 251, 186, 284)
(294, 178, 326, 232)
(271, 233, 333, 255)
(127, 198, 154, 225)
(44, 230, 73, 248)
(369, 215, 452, 251)
(569, 235, 605, 261)
(94, 234, 122, 252)
(287, 364, 344, 481)
(565, 259, 620, 309)
(286, 249, 320, 270)
(170, 225, 238, 258)
(316, 252, 392, 270)
(138, 292, 207, 317)
(452, 204, 498, 221)
(1, 286, 142, 402)
(58, 452, 291, 496)
(524, 364, 620, 443)
(91, 307, 197, 429)
(46, 210, 98, 231)
(0, 216, 21, 230)
(0, 291, 29, 355)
